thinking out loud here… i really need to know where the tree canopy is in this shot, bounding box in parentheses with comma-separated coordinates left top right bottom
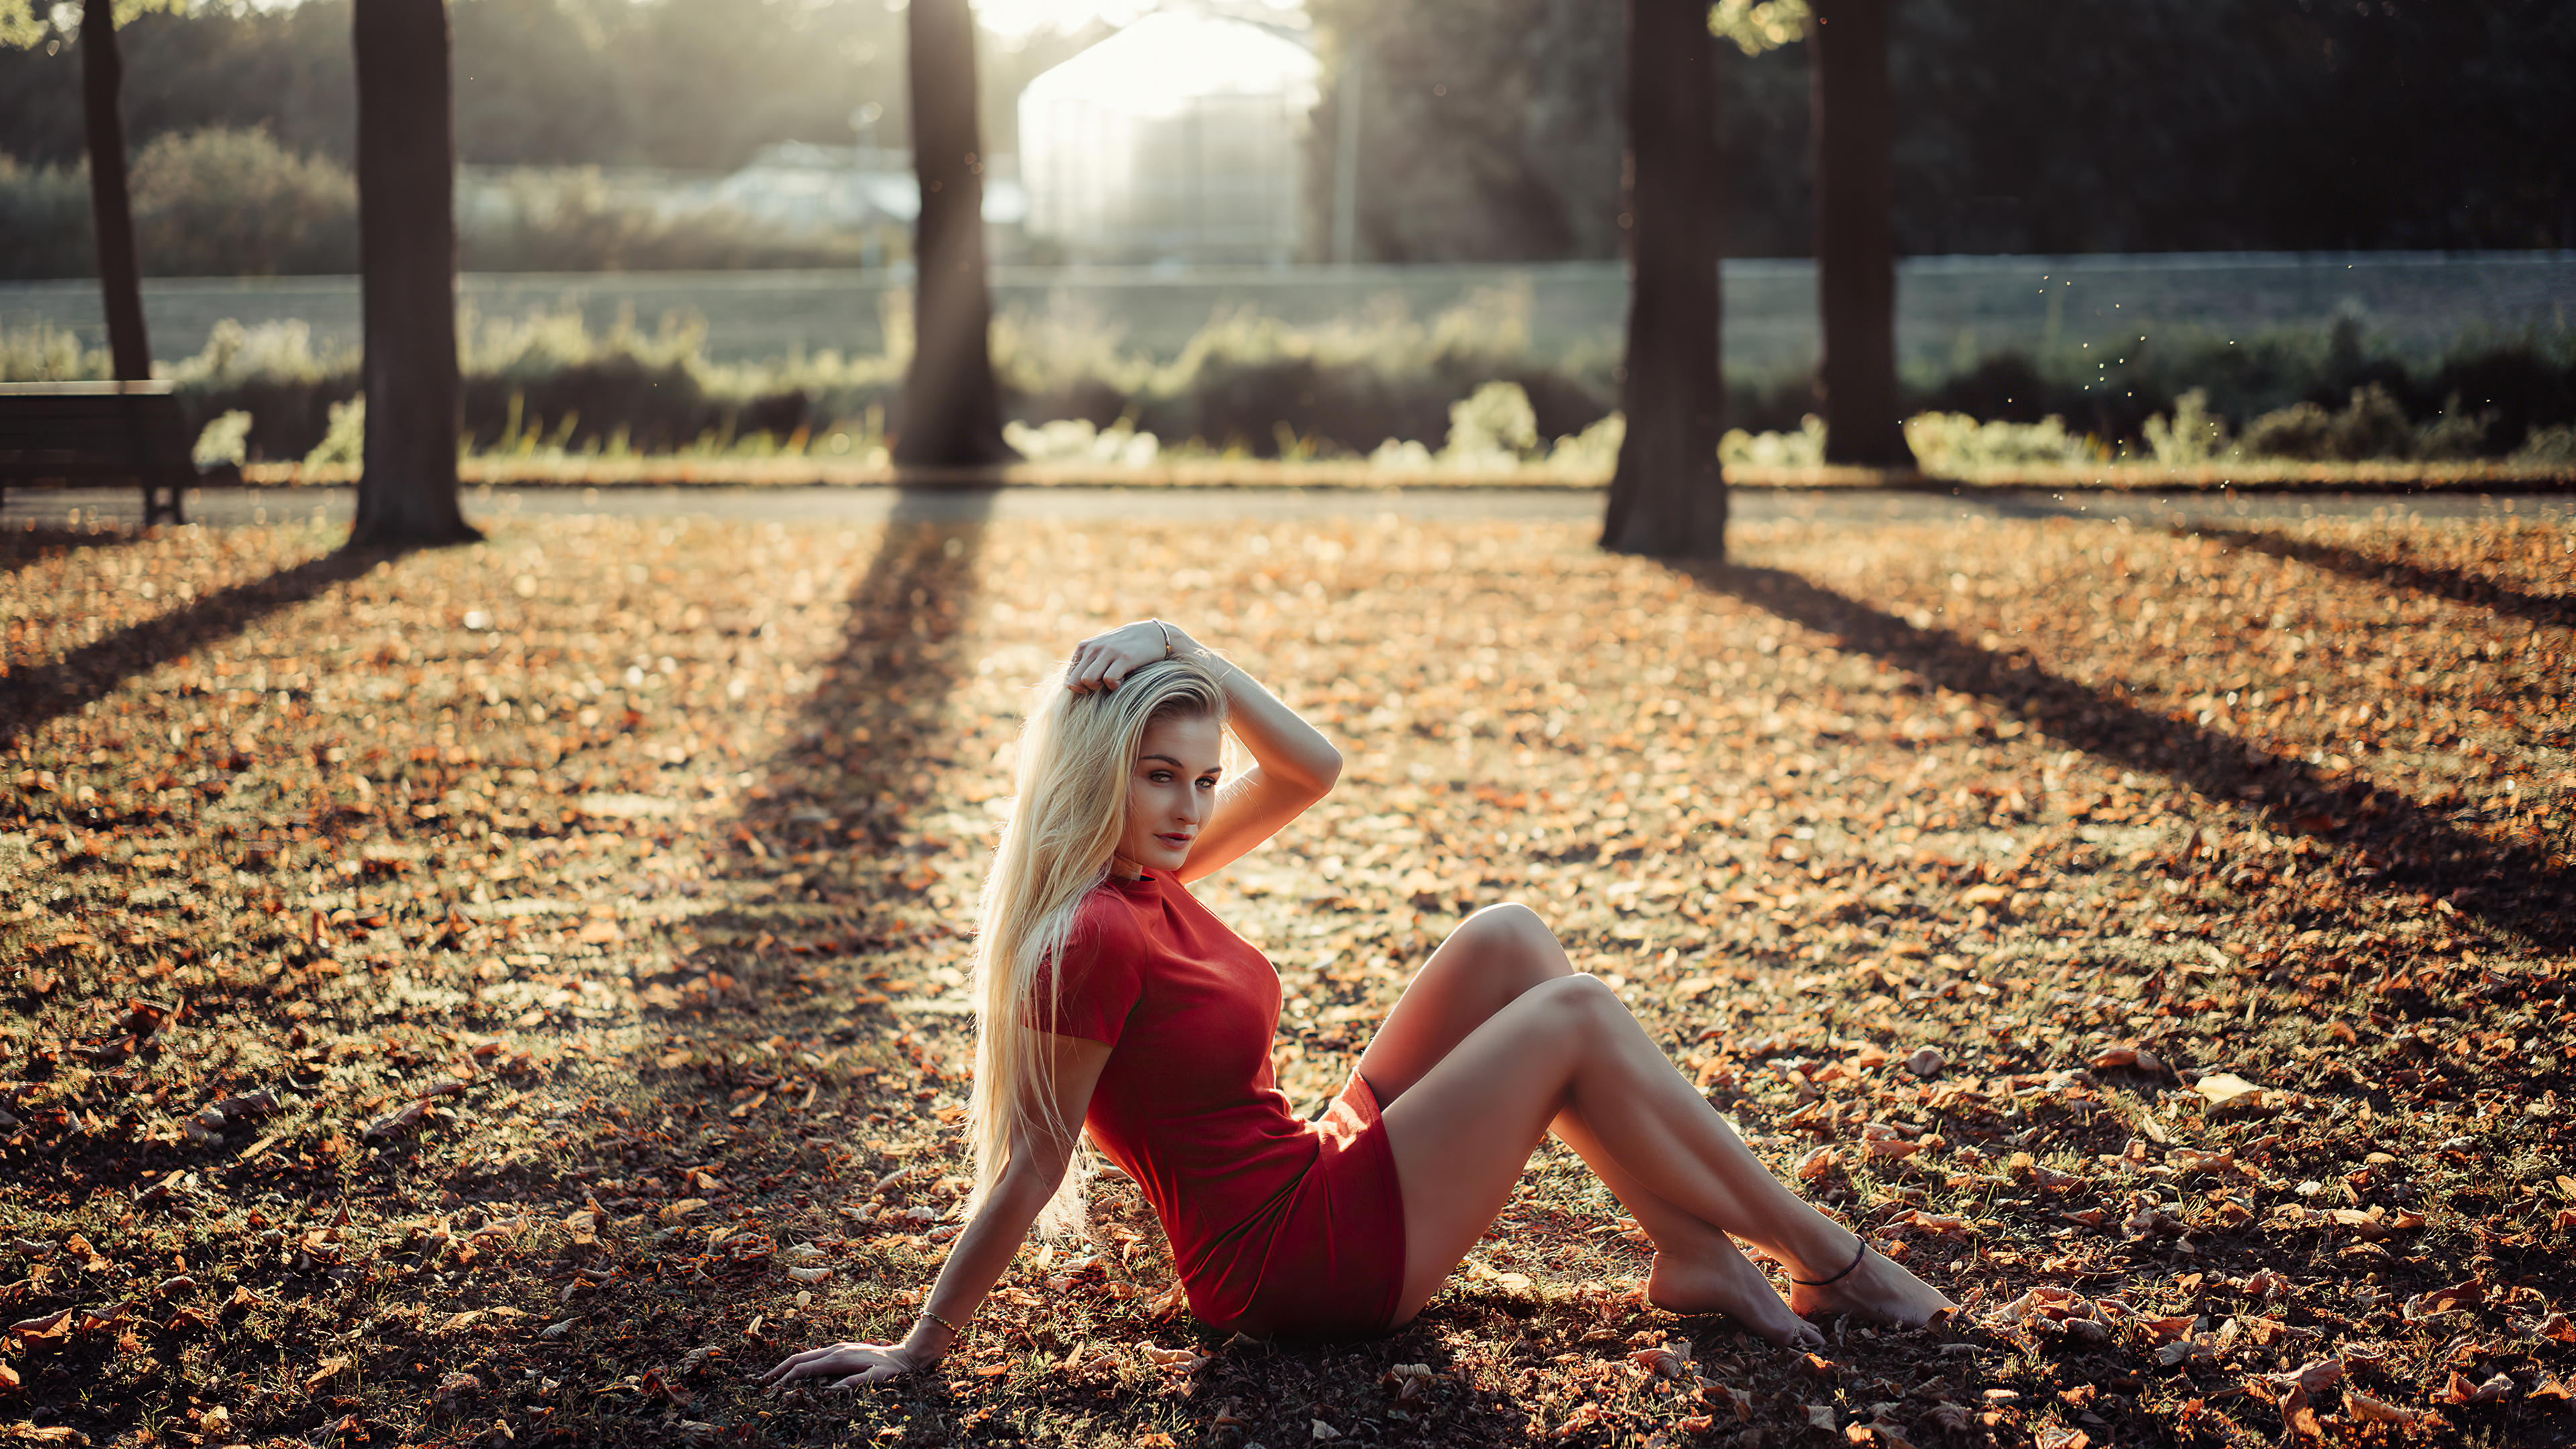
(4, 0, 2569, 256)
(1303, 0, 2571, 257)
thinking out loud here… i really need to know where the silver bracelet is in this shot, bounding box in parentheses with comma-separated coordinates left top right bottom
(918, 1307, 965, 1336)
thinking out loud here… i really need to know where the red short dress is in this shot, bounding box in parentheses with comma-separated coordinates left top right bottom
(1038, 871, 1405, 1338)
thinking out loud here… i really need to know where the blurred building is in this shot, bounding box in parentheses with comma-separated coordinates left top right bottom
(695, 144, 1028, 261)
(1018, 11, 1319, 265)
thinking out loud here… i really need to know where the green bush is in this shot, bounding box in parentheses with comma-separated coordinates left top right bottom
(129, 128, 360, 276)
(1719, 415, 1825, 468)
(303, 395, 366, 468)
(2514, 423, 2576, 465)
(457, 168, 896, 273)
(1, 141, 900, 278)
(0, 154, 96, 280)
(2141, 388, 2229, 464)
(164, 319, 361, 462)
(1903, 411, 2105, 470)
(1442, 380, 1543, 462)
(1919, 316, 2576, 460)
(192, 409, 253, 467)
(0, 318, 103, 379)
(2237, 382, 2499, 463)
(5, 290, 2572, 468)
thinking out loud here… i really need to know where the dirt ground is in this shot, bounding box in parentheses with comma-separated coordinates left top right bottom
(1, 503, 2571, 1448)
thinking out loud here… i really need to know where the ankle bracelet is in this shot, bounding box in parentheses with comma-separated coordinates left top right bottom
(1789, 1237, 1870, 1287)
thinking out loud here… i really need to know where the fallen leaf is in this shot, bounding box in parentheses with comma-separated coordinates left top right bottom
(2194, 1072, 2262, 1106)
(1135, 1340, 1208, 1373)
(2344, 1389, 2420, 1426)
(2440, 1371, 2514, 1405)
(361, 1099, 431, 1141)
(2404, 1281, 2484, 1322)
(1383, 1362, 1434, 1402)
(2137, 1314, 2200, 1344)
(302, 1355, 350, 1392)
(2276, 1358, 2344, 1394)
(5, 1309, 74, 1340)
(1628, 1339, 1693, 1379)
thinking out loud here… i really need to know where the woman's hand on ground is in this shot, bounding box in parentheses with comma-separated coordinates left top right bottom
(1068, 619, 1178, 694)
(757, 1340, 932, 1389)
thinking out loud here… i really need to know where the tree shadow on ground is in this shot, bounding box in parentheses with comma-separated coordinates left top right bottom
(1674, 561, 2571, 952)
(0, 546, 390, 747)
(764, 488, 998, 856)
(2180, 524, 2576, 629)
(678, 489, 1001, 998)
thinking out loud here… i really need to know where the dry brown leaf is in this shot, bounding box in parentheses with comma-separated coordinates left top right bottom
(361, 1099, 431, 1141)
(1134, 1340, 1208, 1373)
(2193, 1072, 2263, 1106)
(2404, 1281, 2484, 1321)
(5, 1309, 74, 1340)
(302, 1355, 350, 1392)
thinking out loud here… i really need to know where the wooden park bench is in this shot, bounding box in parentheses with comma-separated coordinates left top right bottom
(0, 380, 237, 526)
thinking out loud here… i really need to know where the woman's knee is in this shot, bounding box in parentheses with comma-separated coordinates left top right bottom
(1453, 901, 1564, 963)
(1525, 970, 1625, 1028)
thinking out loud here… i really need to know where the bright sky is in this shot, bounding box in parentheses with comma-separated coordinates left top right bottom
(976, 0, 1305, 44)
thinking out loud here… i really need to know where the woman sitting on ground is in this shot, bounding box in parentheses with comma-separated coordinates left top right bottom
(765, 622, 1955, 1387)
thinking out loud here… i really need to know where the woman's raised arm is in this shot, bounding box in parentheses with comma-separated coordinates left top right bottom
(759, 1032, 1113, 1389)
(1066, 619, 1340, 881)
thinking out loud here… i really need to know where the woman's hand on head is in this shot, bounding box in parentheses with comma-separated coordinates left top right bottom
(1067, 619, 1180, 695)
(758, 1338, 931, 1389)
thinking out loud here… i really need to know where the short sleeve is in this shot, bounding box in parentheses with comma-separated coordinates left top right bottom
(1028, 892, 1146, 1045)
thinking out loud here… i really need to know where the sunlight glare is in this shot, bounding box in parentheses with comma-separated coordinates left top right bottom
(978, 0, 1305, 44)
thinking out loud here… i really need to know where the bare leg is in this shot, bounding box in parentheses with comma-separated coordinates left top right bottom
(1357, 907, 1918, 1342)
(1375, 971, 1957, 1334)
(1547, 1111, 1815, 1342)
(1361, 909, 1766, 1310)
(1356, 903, 1572, 1102)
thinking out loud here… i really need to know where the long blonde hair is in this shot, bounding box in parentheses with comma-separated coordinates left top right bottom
(967, 655, 1228, 1236)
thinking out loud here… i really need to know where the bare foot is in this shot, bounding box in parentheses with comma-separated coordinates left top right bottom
(1646, 1240, 1825, 1348)
(1785, 1241, 1958, 1328)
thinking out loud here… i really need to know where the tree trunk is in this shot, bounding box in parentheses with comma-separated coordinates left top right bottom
(1811, 0, 1913, 466)
(348, 0, 480, 548)
(1601, 0, 1725, 559)
(78, 0, 149, 382)
(894, 0, 1012, 466)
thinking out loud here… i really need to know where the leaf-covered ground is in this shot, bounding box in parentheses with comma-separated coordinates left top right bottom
(1, 504, 2571, 1449)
